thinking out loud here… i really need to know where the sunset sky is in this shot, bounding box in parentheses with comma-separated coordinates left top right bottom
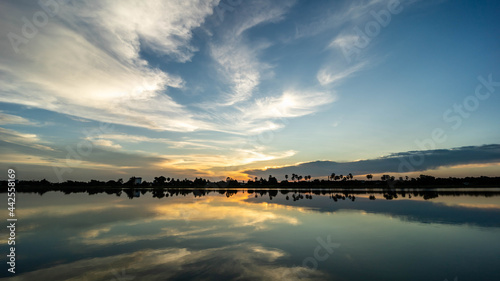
(1, 0, 499, 182)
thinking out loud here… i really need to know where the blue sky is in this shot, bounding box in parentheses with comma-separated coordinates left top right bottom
(1, 0, 499, 182)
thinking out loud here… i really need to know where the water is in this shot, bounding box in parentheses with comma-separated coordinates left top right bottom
(2, 189, 500, 280)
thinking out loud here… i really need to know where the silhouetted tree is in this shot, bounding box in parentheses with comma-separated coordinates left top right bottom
(125, 177, 137, 186)
(154, 176, 167, 185)
(268, 175, 278, 184)
(366, 174, 373, 181)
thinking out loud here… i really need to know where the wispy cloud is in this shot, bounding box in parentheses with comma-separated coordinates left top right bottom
(91, 139, 123, 150)
(94, 133, 231, 150)
(0, 0, 219, 132)
(62, 0, 220, 63)
(155, 149, 296, 178)
(0, 111, 39, 126)
(1, 0, 488, 182)
(317, 61, 368, 86)
(8, 244, 326, 281)
(210, 40, 270, 105)
(293, 0, 389, 40)
(0, 127, 54, 151)
(314, 0, 409, 86)
(209, 0, 295, 106)
(240, 90, 336, 120)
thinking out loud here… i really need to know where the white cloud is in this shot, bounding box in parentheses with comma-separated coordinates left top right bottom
(0, 0, 330, 138)
(0, 0, 219, 132)
(233, 0, 296, 37)
(317, 61, 368, 86)
(8, 245, 328, 281)
(0, 111, 39, 126)
(242, 90, 336, 120)
(293, 0, 389, 40)
(209, 0, 295, 106)
(210, 40, 270, 105)
(328, 33, 363, 50)
(91, 139, 122, 150)
(94, 133, 230, 150)
(0, 127, 54, 151)
(63, 0, 220, 63)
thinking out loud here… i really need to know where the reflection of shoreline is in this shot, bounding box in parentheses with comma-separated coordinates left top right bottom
(3, 186, 500, 200)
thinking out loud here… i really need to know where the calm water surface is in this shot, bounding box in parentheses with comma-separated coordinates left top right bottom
(1, 189, 500, 280)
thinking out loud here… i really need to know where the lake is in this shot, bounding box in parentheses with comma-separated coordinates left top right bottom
(2, 189, 500, 280)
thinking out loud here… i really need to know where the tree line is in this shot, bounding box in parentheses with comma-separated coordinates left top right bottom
(1, 174, 499, 191)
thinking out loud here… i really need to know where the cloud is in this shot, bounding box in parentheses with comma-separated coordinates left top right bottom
(155, 149, 296, 177)
(91, 139, 123, 150)
(209, 0, 295, 106)
(244, 144, 500, 178)
(95, 133, 230, 150)
(0, 111, 39, 126)
(313, 0, 417, 86)
(7, 244, 327, 281)
(0, 127, 297, 181)
(210, 40, 270, 105)
(86, 133, 297, 175)
(0, 127, 54, 151)
(241, 90, 336, 120)
(293, 0, 390, 40)
(317, 61, 368, 86)
(55, 0, 220, 64)
(0, 0, 331, 137)
(0, 0, 219, 132)
(328, 33, 363, 50)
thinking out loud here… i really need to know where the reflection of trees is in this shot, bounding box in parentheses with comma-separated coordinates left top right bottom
(13, 186, 500, 202)
(3, 176, 500, 202)
(9, 174, 500, 190)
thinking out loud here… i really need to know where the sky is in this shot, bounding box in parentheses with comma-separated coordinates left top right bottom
(0, 0, 499, 182)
